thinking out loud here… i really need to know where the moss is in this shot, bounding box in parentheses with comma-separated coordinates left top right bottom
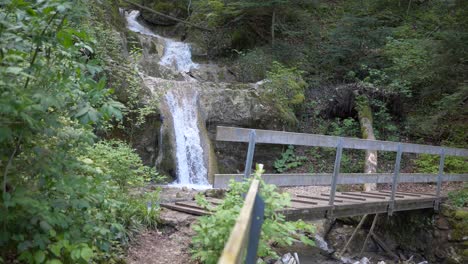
(355, 95, 373, 122)
(454, 209, 468, 220)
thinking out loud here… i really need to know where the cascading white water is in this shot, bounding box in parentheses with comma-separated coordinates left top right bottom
(165, 90, 209, 187)
(124, 10, 209, 188)
(160, 40, 198, 72)
(125, 10, 198, 73)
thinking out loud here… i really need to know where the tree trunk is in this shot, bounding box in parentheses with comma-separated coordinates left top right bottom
(271, 9, 276, 47)
(355, 94, 377, 191)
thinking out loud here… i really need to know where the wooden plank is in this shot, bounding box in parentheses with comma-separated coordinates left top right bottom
(341, 192, 387, 200)
(175, 201, 209, 211)
(296, 194, 344, 203)
(362, 191, 405, 198)
(218, 179, 260, 264)
(161, 203, 210, 216)
(320, 193, 367, 201)
(216, 126, 468, 156)
(291, 198, 318, 205)
(213, 173, 468, 188)
(379, 190, 437, 197)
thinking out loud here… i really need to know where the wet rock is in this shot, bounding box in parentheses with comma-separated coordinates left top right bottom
(204, 188, 225, 198)
(352, 257, 370, 264)
(274, 252, 299, 264)
(436, 216, 450, 230)
(159, 208, 197, 228)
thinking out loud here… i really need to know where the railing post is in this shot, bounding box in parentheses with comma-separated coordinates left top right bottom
(434, 149, 445, 210)
(245, 193, 265, 264)
(329, 138, 343, 208)
(388, 144, 402, 216)
(244, 130, 256, 178)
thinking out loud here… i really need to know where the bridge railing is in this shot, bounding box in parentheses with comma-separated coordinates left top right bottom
(218, 178, 264, 264)
(215, 126, 468, 213)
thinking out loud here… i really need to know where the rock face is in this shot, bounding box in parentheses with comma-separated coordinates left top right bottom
(123, 9, 285, 180)
(141, 76, 283, 176)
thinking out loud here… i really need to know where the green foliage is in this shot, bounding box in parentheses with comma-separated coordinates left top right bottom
(448, 186, 468, 208)
(0, 1, 161, 263)
(415, 155, 468, 174)
(231, 48, 273, 82)
(329, 118, 360, 138)
(84, 140, 165, 190)
(262, 61, 306, 123)
(191, 165, 315, 263)
(274, 145, 307, 173)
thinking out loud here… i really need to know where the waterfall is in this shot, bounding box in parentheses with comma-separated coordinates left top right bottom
(165, 90, 209, 187)
(124, 10, 210, 188)
(125, 10, 198, 73)
(160, 39, 198, 72)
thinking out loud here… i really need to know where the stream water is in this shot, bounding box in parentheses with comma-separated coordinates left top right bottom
(125, 10, 210, 188)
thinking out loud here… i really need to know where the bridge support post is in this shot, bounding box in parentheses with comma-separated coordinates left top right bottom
(389, 144, 402, 216)
(328, 138, 343, 218)
(244, 130, 256, 179)
(434, 149, 445, 211)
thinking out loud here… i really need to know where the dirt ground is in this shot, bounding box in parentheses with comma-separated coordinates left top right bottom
(126, 208, 198, 264)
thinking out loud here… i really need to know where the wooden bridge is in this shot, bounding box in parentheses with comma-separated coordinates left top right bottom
(160, 126, 468, 263)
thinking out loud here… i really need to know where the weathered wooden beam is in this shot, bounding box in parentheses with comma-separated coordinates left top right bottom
(218, 179, 260, 264)
(213, 173, 468, 188)
(216, 126, 468, 156)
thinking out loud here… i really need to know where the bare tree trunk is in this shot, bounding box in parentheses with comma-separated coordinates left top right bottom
(355, 94, 377, 191)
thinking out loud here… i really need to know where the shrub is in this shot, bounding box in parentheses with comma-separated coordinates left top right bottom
(448, 186, 468, 208)
(84, 140, 166, 190)
(1, 135, 162, 263)
(191, 165, 315, 263)
(415, 154, 468, 174)
(274, 145, 307, 173)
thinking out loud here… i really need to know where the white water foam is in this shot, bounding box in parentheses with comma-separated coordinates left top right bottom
(165, 90, 210, 187)
(125, 10, 198, 72)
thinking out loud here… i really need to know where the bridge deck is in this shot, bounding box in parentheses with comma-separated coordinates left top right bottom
(160, 190, 444, 220)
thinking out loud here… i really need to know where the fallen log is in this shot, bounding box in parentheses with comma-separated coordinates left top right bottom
(122, 0, 213, 32)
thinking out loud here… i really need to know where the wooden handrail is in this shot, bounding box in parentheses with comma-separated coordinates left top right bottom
(216, 126, 468, 156)
(218, 179, 260, 264)
(213, 173, 468, 188)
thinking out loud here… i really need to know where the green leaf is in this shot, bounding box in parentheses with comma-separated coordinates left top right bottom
(70, 248, 81, 261)
(46, 260, 62, 264)
(80, 247, 93, 261)
(49, 243, 62, 257)
(34, 250, 46, 264)
(5, 67, 23, 74)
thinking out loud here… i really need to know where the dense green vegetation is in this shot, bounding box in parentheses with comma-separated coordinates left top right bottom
(183, 0, 468, 146)
(0, 1, 163, 263)
(192, 165, 315, 263)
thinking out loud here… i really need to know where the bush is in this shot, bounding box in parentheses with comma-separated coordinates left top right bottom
(448, 186, 468, 208)
(274, 145, 307, 173)
(191, 165, 315, 263)
(1, 134, 162, 263)
(231, 48, 273, 82)
(415, 154, 468, 174)
(84, 140, 165, 190)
